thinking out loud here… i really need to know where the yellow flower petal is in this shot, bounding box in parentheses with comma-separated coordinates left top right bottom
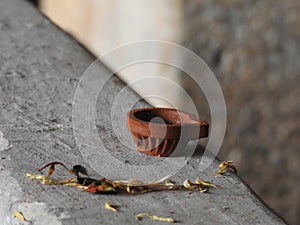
(13, 211, 29, 222)
(165, 180, 175, 187)
(216, 161, 238, 174)
(183, 179, 192, 189)
(105, 201, 118, 212)
(135, 212, 174, 223)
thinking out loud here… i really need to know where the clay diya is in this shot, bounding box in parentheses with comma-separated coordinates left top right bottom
(126, 108, 209, 157)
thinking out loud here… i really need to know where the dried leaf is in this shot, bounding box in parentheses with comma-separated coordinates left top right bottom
(215, 166, 227, 175)
(72, 165, 90, 177)
(126, 184, 131, 193)
(135, 212, 174, 223)
(105, 201, 118, 212)
(85, 183, 115, 193)
(215, 161, 238, 175)
(183, 179, 190, 188)
(48, 164, 55, 177)
(195, 179, 221, 188)
(229, 164, 238, 174)
(13, 211, 30, 222)
(183, 179, 195, 190)
(199, 187, 208, 193)
(183, 179, 220, 192)
(165, 180, 175, 187)
(115, 179, 145, 186)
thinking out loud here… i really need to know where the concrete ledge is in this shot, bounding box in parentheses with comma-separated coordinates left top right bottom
(0, 0, 285, 224)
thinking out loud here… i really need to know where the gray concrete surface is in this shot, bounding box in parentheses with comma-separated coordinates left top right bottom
(0, 0, 286, 224)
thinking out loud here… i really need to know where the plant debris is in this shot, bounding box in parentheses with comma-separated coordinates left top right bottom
(183, 179, 222, 193)
(135, 212, 174, 223)
(215, 161, 238, 175)
(105, 201, 118, 212)
(165, 180, 175, 187)
(13, 211, 31, 223)
(27, 161, 221, 195)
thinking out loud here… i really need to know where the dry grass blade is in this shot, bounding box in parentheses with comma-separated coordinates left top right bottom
(26, 173, 77, 185)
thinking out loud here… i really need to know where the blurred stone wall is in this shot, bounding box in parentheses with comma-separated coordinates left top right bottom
(38, 0, 184, 108)
(182, 1, 300, 224)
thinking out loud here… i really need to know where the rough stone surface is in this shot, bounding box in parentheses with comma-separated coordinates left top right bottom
(0, 0, 286, 224)
(182, 1, 300, 224)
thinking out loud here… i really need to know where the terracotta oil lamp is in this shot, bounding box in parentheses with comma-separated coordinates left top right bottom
(127, 108, 209, 157)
